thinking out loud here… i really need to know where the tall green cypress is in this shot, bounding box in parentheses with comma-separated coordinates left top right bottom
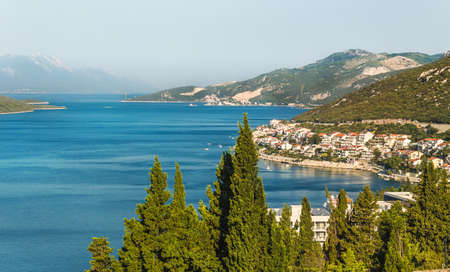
(348, 185, 379, 269)
(118, 156, 171, 272)
(222, 113, 271, 272)
(295, 197, 324, 271)
(267, 210, 289, 272)
(324, 189, 350, 268)
(407, 160, 449, 269)
(280, 203, 293, 269)
(198, 151, 233, 270)
(165, 163, 220, 271)
(85, 237, 120, 272)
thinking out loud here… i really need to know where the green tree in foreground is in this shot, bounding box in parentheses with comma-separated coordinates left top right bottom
(348, 185, 379, 269)
(327, 248, 367, 272)
(118, 156, 171, 271)
(198, 151, 234, 270)
(324, 189, 350, 268)
(407, 160, 449, 269)
(295, 197, 323, 271)
(164, 163, 219, 271)
(85, 237, 119, 272)
(223, 113, 272, 271)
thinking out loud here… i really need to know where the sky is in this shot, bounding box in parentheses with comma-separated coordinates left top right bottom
(1, 0, 449, 90)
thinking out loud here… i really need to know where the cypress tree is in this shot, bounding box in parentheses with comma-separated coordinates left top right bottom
(295, 197, 323, 271)
(324, 189, 350, 268)
(222, 113, 271, 272)
(267, 210, 289, 272)
(165, 163, 220, 271)
(348, 185, 380, 269)
(85, 237, 120, 272)
(407, 160, 449, 268)
(280, 203, 294, 269)
(198, 151, 233, 270)
(118, 156, 171, 272)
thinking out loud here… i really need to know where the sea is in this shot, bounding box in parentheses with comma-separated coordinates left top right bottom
(0, 94, 398, 272)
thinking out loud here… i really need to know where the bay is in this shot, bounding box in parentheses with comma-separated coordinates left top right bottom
(0, 94, 397, 272)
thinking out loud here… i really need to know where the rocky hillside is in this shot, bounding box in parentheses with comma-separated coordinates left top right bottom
(0, 54, 151, 93)
(131, 49, 442, 105)
(294, 56, 450, 123)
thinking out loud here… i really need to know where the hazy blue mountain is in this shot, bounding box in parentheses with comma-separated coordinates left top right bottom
(0, 54, 151, 93)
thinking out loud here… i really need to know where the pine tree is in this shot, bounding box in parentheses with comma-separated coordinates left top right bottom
(118, 156, 171, 272)
(348, 185, 380, 269)
(324, 189, 350, 268)
(222, 113, 271, 271)
(85, 237, 120, 272)
(407, 160, 449, 269)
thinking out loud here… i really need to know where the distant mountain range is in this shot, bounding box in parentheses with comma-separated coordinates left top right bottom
(0, 54, 151, 93)
(294, 55, 450, 123)
(131, 49, 443, 105)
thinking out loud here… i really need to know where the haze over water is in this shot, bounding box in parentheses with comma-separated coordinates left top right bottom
(0, 94, 397, 272)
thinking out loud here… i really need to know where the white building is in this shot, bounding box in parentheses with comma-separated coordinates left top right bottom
(273, 204, 330, 245)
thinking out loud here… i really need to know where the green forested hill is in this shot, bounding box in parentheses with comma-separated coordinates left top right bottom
(0, 95, 34, 113)
(294, 56, 450, 123)
(131, 49, 442, 105)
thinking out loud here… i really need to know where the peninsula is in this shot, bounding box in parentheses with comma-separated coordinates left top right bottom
(123, 49, 442, 106)
(0, 94, 66, 114)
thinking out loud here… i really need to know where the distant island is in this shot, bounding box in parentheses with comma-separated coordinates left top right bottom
(123, 49, 442, 106)
(0, 94, 66, 114)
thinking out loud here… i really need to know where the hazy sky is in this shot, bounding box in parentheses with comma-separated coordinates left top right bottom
(1, 0, 449, 89)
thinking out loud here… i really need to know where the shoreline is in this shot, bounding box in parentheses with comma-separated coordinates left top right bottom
(0, 110, 34, 115)
(258, 151, 420, 183)
(0, 106, 66, 115)
(258, 152, 376, 172)
(120, 100, 310, 108)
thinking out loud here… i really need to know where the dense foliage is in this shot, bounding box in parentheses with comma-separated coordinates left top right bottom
(295, 56, 450, 123)
(131, 50, 441, 105)
(86, 115, 450, 271)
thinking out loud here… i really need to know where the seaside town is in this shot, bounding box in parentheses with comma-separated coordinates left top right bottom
(254, 119, 450, 183)
(260, 119, 448, 246)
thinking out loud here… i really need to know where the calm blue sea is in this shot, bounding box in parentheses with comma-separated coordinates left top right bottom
(0, 94, 397, 272)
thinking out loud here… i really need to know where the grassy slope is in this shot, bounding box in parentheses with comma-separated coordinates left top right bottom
(294, 57, 450, 123)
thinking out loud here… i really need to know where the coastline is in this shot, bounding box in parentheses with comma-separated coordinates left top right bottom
(258, 151, 420, 183)
(258, 152, 376, 172)
(120, 100, 310, 108)
(0, 110, 34, 115)
(0, 106, 66, 115)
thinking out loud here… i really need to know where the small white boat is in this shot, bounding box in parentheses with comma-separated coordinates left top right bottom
(218, 144, 223, 148)
(204, 148, 209, 151)
(189, 103, 197, 107)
